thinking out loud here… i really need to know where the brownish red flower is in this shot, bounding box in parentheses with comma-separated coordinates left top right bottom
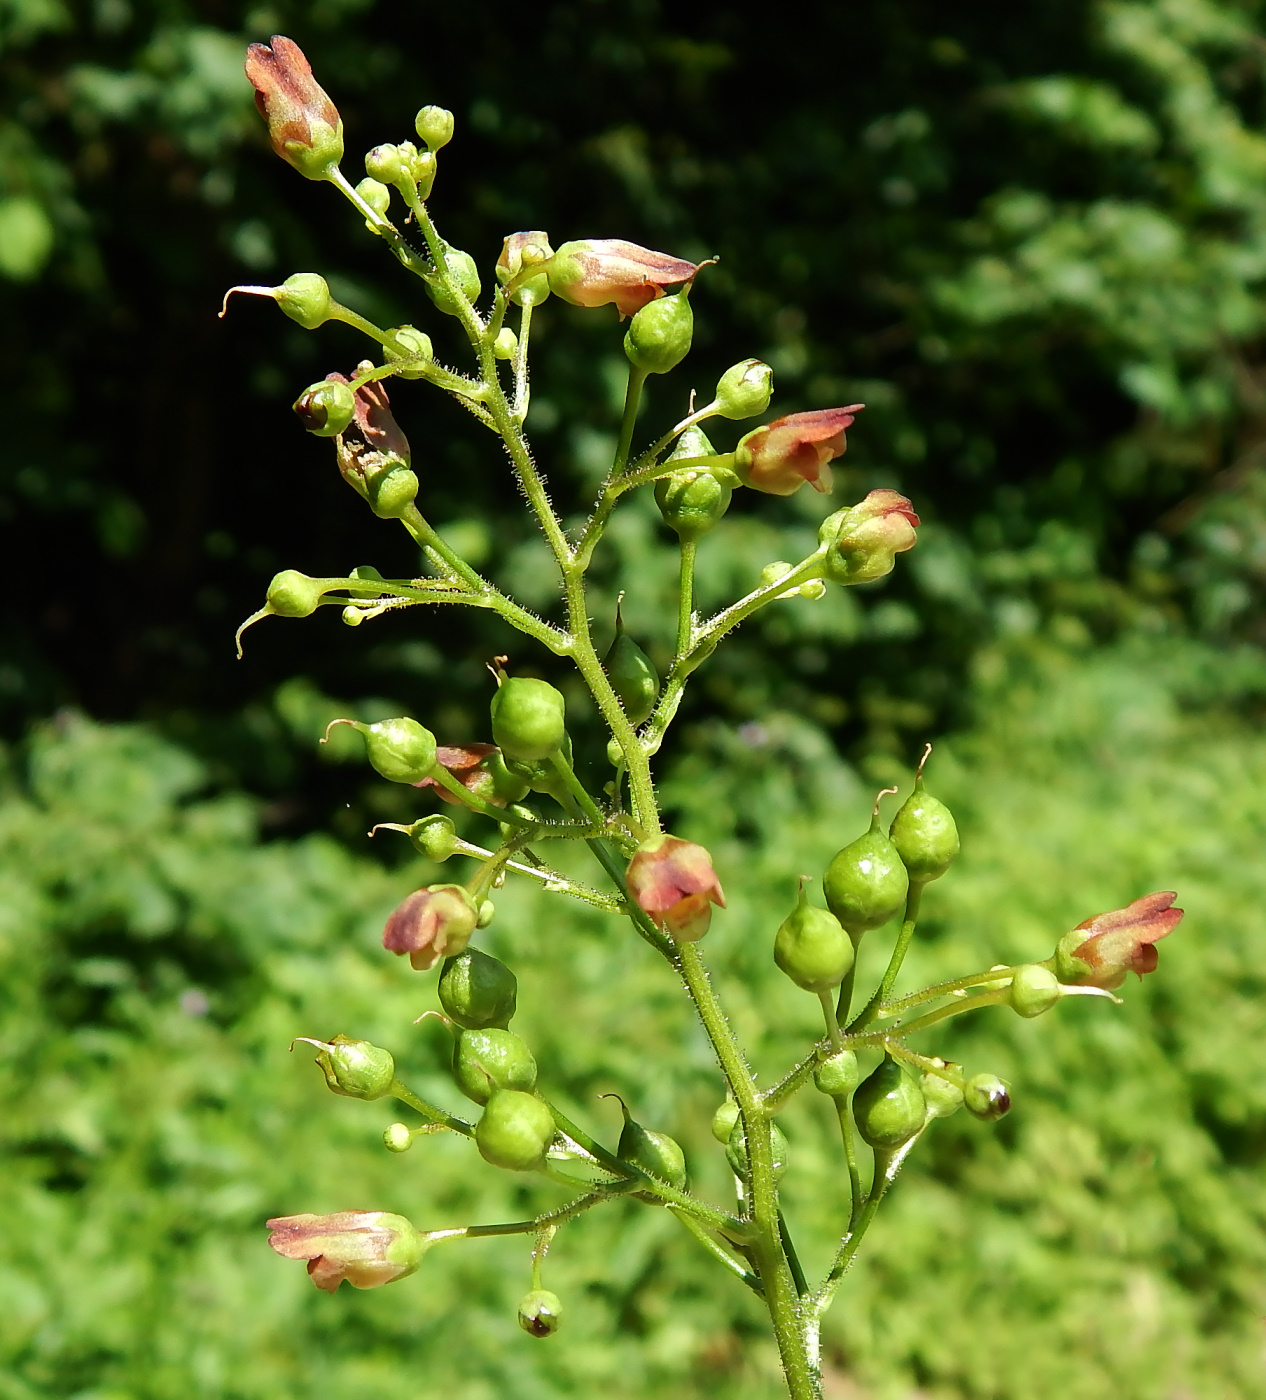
(267, 1211, 428, 1292)
(820, 489, 920, 584)
(546, 239, 700, 318)
(244, 36, 344, 180)
(625, 835, 726, 942)
(1054, 891, 1184, 990)
(382, 884, 479, 970)
(734, 406, 864, 496)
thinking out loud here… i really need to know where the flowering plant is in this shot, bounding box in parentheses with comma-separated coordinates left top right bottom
(226, 37, 1183, 1398)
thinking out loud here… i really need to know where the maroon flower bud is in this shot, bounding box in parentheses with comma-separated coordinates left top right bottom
(625, 835, 726, 941)
(266, 1211, 428, 1292)
(382, 884, 479, 970)
(819, 490, 920, 584)
(244, 36, 344, 181)
(546, 239, 700, 319)
(1054, 891, 1184, 990)
(734, 406, 864, 496)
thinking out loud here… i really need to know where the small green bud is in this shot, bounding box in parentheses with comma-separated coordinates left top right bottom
(726, 1117, 790, 1182)
(1009, 963, 1061, 1018)
(497, 232, 554, 307)
(654, 426, 732, 541)
(342, 605, 365, 627)
(426, 246, 481, 316)
(774, 883, 854, 993)
(890, 749, 959, 884)
(266, 569, 325, 618)
(439, 948, 518, 1028)
(493, 328, 517, 360)
(453, 1027, 538, 1105)
(415, 105, 455, 151)
(384, 325, 434, 379)
(624, 291, 693, 375)
(518, 1288, 562, 1338)
(823, 794, 910, 937)
(605, 609, 660, 726)
(293, 378, 356, 437)
(365, 143, 403, 185)
(813, 1048, 859, 1099)
(475, 1088, 555, 1171)
(356, 176, 391, 219)
(710, 1099, 740, 1144)
(331, 716, 437, 784)
(476, 899, 496, 928)
(383, 1122, 413, 1153)
(406, 814, 459, 861)
(964, 1073, 1011, 1121)
(613, 1101, 687, 1190)
(920, 1064, 965, 1119)
(368, 464, 420, 520)
(409, 147, 437, 198)
(759, 561, 794, 588)
(491, 676, 567, 762)
(714, 358, 774, 420)
(853, 1055, 926, 1150)
(297, 1033, 395, 1100)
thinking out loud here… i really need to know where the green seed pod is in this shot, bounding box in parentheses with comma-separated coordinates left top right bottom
(271, 273, 332, 329)
(518, 1288, 562, 1338)
(493, 328, 517, 360)
(605, 608, 660, 726)
(266, 570, 325, 618)
(491, 676, 567, 762)
(355, 176, 391, 219)
(452, 1027, 538, 1105)
(293, 378, 355, 437)
(774, 883, 855, 993)
(426, 245, 481, 316)
(823, 796, 910, 937)
(476, 899, 495, 929)
(357, 717, 438, 784)
(853, 1055, 926, 1150)
(475, 1088, 555, 1171)
(813, 1048, 860, 1099)
(298, 1033, 395, 1101)
(654, 426, 731, 541)
(384, 325, 434, 379)
(710, 1099, 741, 1144)
(964, 1073, 1011, 1121)
(889, 750, 959, 885)
(714, 358, 774, 420)
(439, 949, 518, 1029)
(367, 464, 420, 520)
(1009, 963, 1061, 1019)
(415, 104, 455, 151)
(614, 1102, 687, 1190)
(725, 1117, 790, 1182)
(624, 291, 693, 375)
(405, 814, 458, 861)
(920, 1064, 965, 1119)
(383, 1121, 413, 1153)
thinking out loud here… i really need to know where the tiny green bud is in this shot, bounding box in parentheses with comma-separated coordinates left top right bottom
(383, 1122, 413, 1153)
(475, 1088, 555, 1171)
(774, 883, 855, 993)
(813, 1048, 860, 1099)
(714, 358, 774, 419)
(342, 605, 365, 627)
(759, 561, 794, 589)
(365, 143, 403, 185)
(518, 1289, 562, 1338)
(439, 948, 518, 1029)
(384, 325, 434, 379)
(920, 1064, 965, 1119)
(452, 1027, 538, 1105)
(605, 610, 660, 726)
(356, 177, 391, 219)
(293, 378, 355, 437)
(613, 1100, 687, 1190)
(823, 793, 910, 937)
(266, 569, 325, 618)
(367, 464, 420, 520)
(1009, 963, 1061, 1018)
(426, 245, 481, 316)
(331, 716, 437, 784)
(415, 105, 455, 151)
(298, 1033, 395, 1100)
(853, 1055, 926, 1150)
(654, 426, 732, 541)
(490, 676, 567, 762)
(497, 231, 555, 307)
(476, 899, 496, 928)
(964, 1073, 1011, 1121)
(726, 1117, 790, 1182)
(710, 1099, 740, 1144)
(890, 748, 959, 884)
(493, 328, 517, 360)
(624, 291, 693, 375)
(409, 147, 436, 198)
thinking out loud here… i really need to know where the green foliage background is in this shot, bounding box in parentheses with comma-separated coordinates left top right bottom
(2, 0, 1266, 1396)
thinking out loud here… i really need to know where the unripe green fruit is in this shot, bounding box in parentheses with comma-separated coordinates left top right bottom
(361, 717, 437, 784)
(439, 949, 518, 1029)
(920, 1066, 965, 1119)
(714, 358, 774, 420)
(518, 1288, 562, 1338)
(605, 629, 660, 726)
(491, 677, 567, 762)
(964, 1073, 1011, 1121)
(426, 246, 481, 316)
(476, 1089, 555, 1171)
(711, 1100, 740, 1144)
(655, 426, 731, 541)
(293, 378, 355, 437)
(383, 1122, 413, 1153)
(853, 1056, 926, 1150)
(1008, 963, 1061, 1019)
(824, 813, 910, 936)
(406, 814, 458, 861)
(813, 1048, 859, 1099)
(618, 1118, 687, 1190)
(726, 1118, 790, 1182)
(453, 1028, 537, 1105)
(415, 104, 455, 151)
(273, 273, 331, 329)
(774, 886, 854, 993)
(384, 325, 434, 378)
(266, 570, 324, 618)
(302, 1034, 395, 1100)
(624, 292, 693, 375)
(367, 464, 419, 520)
(890, 778, 960, 885)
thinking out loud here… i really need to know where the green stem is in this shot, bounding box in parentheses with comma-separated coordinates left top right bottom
(836, 1099, 862, 1230)
(327, 167, 429, 276)
(676, 540, 697, 660)
(389, 1078, 473, 1137)
(818, 991, 844, 1052)
(843, 988, 1011, 1048)
(671, 1208, 764, 1295)
(512, 301, 534, 419)
(425, 765, 539, 829)
(449, 838, 620, 910)
(880, 964, 1022, 1019)
(458, 1193, 605, 1241)
(849, 884, 924, 1031)
(778, 1209, 809, 1298)
(614, 365, 648, 475)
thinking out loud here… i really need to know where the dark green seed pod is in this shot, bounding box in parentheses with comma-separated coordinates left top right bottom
(617, 1114, 687, 1191)
(774, 884, 855, 993)
(624, 291, 694, 375)
(518, 1288, 562, 1338)
(360, 717, 438, 784)
(605, 607, 660, 726)
(813, 1048, 860, 1099)
(405, 814, 458, 862)
(964, 1073, 1011, 1121)
(439, 949, 518, 1029)
(266, 570, 325, 618)
(710, 1099, 740, 1144)
(1008, 964, 1061, 1019)
(726, 1117, 790, 1182)
(853, 1055, 926, 1150)
(920, 1064, 965, 1119)
(452, 1027, 538, 1105)
(298, 1034, 395, 1101)
(491, 676, 567, 762)
(475, 1088, 555, 1171)
(654, 426, 732, 541)
(824, 797, 910, 937)
(889, 749, 959, 884)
